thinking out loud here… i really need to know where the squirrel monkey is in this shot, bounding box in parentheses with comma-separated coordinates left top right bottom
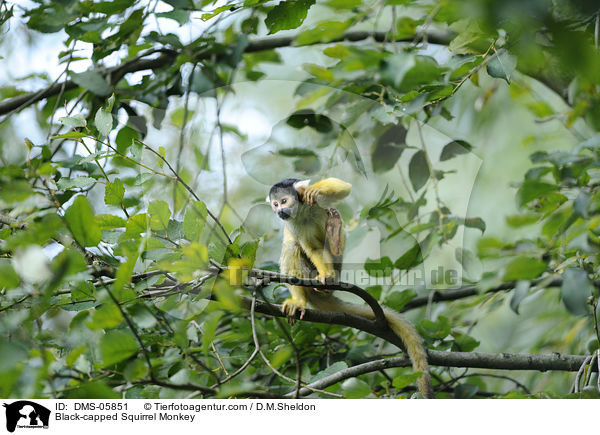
(268, 177, 433, 398)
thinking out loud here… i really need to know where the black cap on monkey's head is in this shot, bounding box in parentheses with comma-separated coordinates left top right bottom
(268, 178, 301, 202)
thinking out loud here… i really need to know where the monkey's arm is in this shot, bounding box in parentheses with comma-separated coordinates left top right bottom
(303, 178, 351, 207)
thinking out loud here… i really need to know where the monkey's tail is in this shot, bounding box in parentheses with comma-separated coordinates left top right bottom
(308, 294, 433, 398)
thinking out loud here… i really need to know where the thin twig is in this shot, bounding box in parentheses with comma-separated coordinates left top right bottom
(257, 287, 302, 398)
(454, 372, 531, 394)
(571, 354, 594, 393)
(211, 290, 260, 387)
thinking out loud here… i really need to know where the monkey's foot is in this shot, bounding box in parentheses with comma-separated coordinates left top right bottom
(281, 298, 307, 325)
(315, 272, 335, 285)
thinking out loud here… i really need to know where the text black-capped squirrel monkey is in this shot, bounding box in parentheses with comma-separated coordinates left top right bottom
(268, 177, 433, 398)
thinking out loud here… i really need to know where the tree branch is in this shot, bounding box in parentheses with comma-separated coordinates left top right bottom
(401, 277, 564, 312)
(401, 276, 600, 312)
(287, 350, 594, 397)
(244, 266, 388, 328)
(0, 31, 452, 116)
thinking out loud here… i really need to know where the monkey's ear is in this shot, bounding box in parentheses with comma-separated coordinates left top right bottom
(265, 194, 271, 203)
(293, 179, 310, 195)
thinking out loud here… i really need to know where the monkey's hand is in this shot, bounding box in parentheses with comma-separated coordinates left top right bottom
(281, 298, 307, 325)
(303, 185, 320, 206)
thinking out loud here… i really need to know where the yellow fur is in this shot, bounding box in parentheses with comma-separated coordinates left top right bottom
(271, 177, 433, 398)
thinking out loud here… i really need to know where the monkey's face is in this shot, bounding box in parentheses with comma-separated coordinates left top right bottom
(269, 189, 300, 221)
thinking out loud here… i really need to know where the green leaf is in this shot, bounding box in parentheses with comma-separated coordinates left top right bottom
(156, 10, 190, 26)
(71, 70, 111, 96)
(0, 339, 27, 372)
(57, 176, 96, 190)
(100, 330, 138, 367)
(129, 304, 157, 329)
(394, 242, 423, 270)
(87, 304, 123, 330)
(510, 281, 530, 314)
(506, 214, 539, 228)
(0, 181, 33, 205)
(371, 125, 407, 173)
(461, 217, 486, 233)
(265, 0, 316, 34)
(386, 289, 417, 311)
(560, 268, 592, 316)
(517, 180, 558, 207)
(202, 312, 224, 356)
(455, 247, 481, 281)
(0, 262, 20, 289)
(542, 206, 571, 237)
(112, 255, 137, 298)
(124, 358, 147, 382)
(454, 383, 479, 398)
(148, 200, 171, 231)
(451, 331, 480, 352)
(115, 126, 140, 153)
(397, 56, 444, 92)
(394, 16, 418, 38)
(52, 131, 88, 139)
(486, 52, 517, 84)
(392, 372, 423, 389)
(58, 115, 86, 128)
(278, 147, 318, 157)
(183, 201, 207, 242)
(106, 93, 116, 111)
(116, 8, 144, 39)
(104, 179, 125, 207)
(90, 0, 135, 15)
(408, 150, 430, 192)
(419, 316, 451, 339)
(310, 361, 348, 382)
(286, 110, 333, 132)
(477, 237, 504, 258)
(65, 196, 102, 247)
(64, 381, 119, 399)
(573, 190, 590, 218)
(162, 0, 195, 9)
(325, 0, 361, 9)
(364, 256, 393, 277)
(295, 20, 351, 45)
(502, 256, 547, 282)
(440, 140, 472, 161)
(51, 248, 88, 278)
(341, 378, 371, 398)
(302, 63, 334, 82)
(270, 345, 293, 369)
(124, 214, 149, 238)
(95, 108, 113, 136)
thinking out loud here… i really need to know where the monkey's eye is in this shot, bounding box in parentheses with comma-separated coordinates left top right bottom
(281, 198, 287, 204)
(273, 201, 278, 207)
